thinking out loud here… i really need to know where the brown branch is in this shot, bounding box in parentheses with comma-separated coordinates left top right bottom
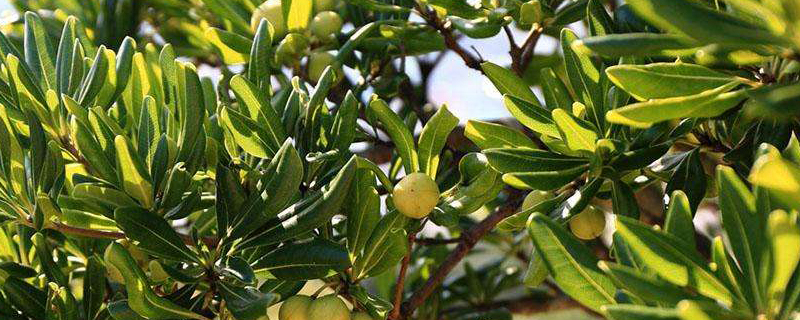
(516, 26, 544, 77)
(415, 4, 484, 73)
(398, 190, 524, 319)
(414, 237, 460, 246)
(389, 224, 423, 320)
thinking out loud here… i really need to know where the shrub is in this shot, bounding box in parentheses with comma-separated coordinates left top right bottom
(0, 0, 798, 319)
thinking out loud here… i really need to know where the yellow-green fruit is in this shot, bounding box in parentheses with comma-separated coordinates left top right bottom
(276, 33, 310, 65)
(308, 295, 350, 320)
(568, 206, 606, 240)
(314, 0, 337, 12)
(279, 295, 313, 320)
(310, 11, 343, 39)
(351, 311, 373, 320)
(119, 239, 148, 268)
(251, 0, 286, 38)
(521, 190, 550, 211)
(393, 173, 440, 219)
(307, 51, 337, 82)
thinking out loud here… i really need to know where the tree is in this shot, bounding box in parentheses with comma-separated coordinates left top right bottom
(0, 0, 798, 319)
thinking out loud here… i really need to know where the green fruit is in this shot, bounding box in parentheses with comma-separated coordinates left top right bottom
(307, 295, 349, 320)
(310, 11, 343, 39)
(279, 295, 312, 320)
(351, 311, 373, 320)
(521, 190, 550, 211)
(568, 205, 606, 240)
(314, 0, 337, 12)
(307, 51, 337, 82)
(393, 172, 440, 219)
(276, 33, 310, 65)
(251, 0, 287, 38)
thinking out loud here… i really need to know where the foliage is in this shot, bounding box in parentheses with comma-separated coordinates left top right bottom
(0, 0, 798, 319)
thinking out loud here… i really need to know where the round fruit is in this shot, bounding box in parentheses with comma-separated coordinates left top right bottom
(568, 206, 606, 240)
(314, 0, 337, 12)
(307, 295, 349, 320)
(251, 0, 287, 38)
(279, 295, 313, 320)
(521, 190, 550, 211)
(393, 173, 440, 219)
(310, 11, 343, 39)
(307, 51, 337, 82)
(276, 33, 310, 66)
(351, 311, 373, 320)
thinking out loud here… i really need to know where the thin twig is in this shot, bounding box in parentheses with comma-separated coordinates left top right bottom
(389, 222, 424, 320)
(398, 190, 524, 318)
(415, 3, 484, 72)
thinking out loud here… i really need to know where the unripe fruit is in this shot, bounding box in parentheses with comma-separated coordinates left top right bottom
(107, 263, 125, 283)
(521, 190, 550, 211)
(568, 206, 606, 240)
(276, 33, 310, 66)
(279, 295, 312, 320)
(393, 173, 440, 219)
(251, 0, 287, 38)
(307, 295, 349, 320)
(351, 311, 373, 320)
(314, 0, 337, 12)
(307, 51, 337, 82)
(310, 11, 343, 39)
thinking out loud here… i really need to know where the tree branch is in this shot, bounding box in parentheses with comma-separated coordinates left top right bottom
(415, 4, 484, 73)
(398, 190, 524, 318)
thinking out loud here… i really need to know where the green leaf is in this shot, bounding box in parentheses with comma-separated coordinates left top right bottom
(330, 91, 360, 152)
(368, 96, 418, 173)
(663, 190, 695, 250)
(481, 62, 540, 106)
(749, 156, 800, 212)
(483, 148, 589, 173)
(283, 0, 313, 31)
(602, 305, 681, 320)
(552, 108, 597, 153)
(114, 135, 154, 208)
(599, 261, 697, 307)
(355, 210, 408, 278)
(502, 165, 588, 191)
(464, 120, 537, 150)
(625, 0, 785, 46)
(572, 33, 700, 58)
(665, 149, 706, 212)
(24, 12, 57, 91)
(219, 106, 276, 158)
(615, 215, 733, 305)
(229, 75, 286, 150)
(540, 67, 573, 110)
(606, 62, 739, 100)
(346, 170, 381, 260)
(561, 28, 605, 130)
(237, 156, 358, 250)
(764, 210, 800, 308)
(716, 166, 763, 310)
(3, 277, 46, 319)
(503, 95, 560, 138)
(586, 0, 614, 37)
(218, 283, 277, 320)
(114, 207, 200, 263)
(528, 213, 616, 312)
(205, 28, 252, 65)
(248, 19, 273, 87)
(418, 105, 459, 178)
(251, 239, 350, 280)
(606, 81, 743, 128)
(611, 179, 640, 219)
